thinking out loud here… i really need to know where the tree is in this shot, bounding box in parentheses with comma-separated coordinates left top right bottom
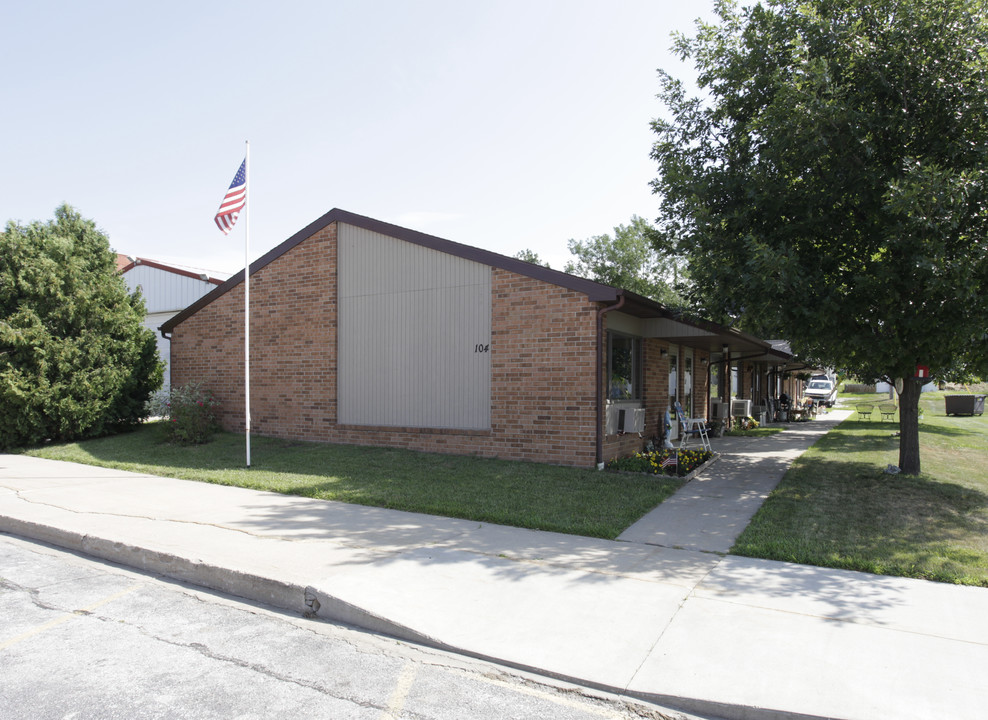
(0, 205, 163, 449)
(564, 215, 684, 304)
(513, 249, 551, 267)
(651, 0, 988, 474)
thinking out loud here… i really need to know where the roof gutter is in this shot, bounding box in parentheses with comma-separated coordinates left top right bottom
(595, 292, 626, 470)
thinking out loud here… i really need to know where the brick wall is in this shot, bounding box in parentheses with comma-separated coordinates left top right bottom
(171, 224, 338, 440)
(488, 269, 598, 466)
(170, 223, 602, 468)
(643, 337, 669, 440)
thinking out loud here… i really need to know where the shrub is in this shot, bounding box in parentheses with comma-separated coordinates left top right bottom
(607, 448, 712, 477)
(0, 206, 164, 450)
(156, 382, 220, 444)
(737, 415, 759, 430)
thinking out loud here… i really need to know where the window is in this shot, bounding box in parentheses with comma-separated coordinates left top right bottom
(607, 332, 642, 400)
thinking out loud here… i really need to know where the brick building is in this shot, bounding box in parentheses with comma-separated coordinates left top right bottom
(161, 209, 793, 468)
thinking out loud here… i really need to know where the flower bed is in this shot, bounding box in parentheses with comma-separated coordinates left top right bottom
(607, 448, 714, 477)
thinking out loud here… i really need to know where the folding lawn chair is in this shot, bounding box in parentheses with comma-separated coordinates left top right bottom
(674, 401, 711, 452)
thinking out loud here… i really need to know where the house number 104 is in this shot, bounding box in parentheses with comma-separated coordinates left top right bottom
(474, 343, 490, 353)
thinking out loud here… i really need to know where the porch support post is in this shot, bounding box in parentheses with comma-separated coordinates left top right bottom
(595, 293, 626, 469)
(722, 344, 731, 402)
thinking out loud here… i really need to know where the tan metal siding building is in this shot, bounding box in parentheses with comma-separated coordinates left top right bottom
(337, 224, 491, 430)
(118, 257, 223, 389)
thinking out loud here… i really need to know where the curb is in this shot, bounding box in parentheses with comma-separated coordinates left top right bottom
(0, 512, 825, 720)
(0, 515, 309, 615)
(0, 514, 662, 708)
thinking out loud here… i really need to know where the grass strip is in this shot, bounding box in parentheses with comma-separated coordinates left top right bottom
(23, 421, 683, 540)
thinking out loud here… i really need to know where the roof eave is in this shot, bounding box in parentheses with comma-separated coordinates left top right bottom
(160, 208, 621, 333)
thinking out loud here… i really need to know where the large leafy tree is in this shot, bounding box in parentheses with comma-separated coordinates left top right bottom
(652, 0, 988, 474)
(565, 215, 685, 304)
(0, 205, 163, 449)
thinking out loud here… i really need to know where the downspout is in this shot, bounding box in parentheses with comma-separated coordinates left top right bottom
(595, 292, 626, 470)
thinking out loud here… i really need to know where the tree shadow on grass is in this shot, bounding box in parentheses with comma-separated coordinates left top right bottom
(916, 422, 986, 439)
(812, 422, 985, 453)
(733, 456, 988, 588)
(807, 428, 900, 456)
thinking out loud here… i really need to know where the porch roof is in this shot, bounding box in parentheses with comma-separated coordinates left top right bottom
(610, 291, 793, 366)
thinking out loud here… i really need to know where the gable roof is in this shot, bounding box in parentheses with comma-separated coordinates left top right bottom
(161, 208, 622, 334)
(117, 255, 225, 285)
(157, 208, 791, 363)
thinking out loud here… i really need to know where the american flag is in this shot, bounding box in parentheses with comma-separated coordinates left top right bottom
(661, 453, 678, 468)
(214, 159, 246, 234)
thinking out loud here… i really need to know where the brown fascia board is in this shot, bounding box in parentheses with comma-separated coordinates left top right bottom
(157, 207, 778, 353)
(768, 347, 794, 362)
(157, 207, 781, 358)
(160, 208, 621, 334)
(120, 257, 225, 285)
(768, 339, 793, 355)
(617, 290, 777, 355)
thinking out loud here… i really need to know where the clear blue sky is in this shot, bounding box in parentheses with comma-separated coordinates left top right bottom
(2, 0, 717, 278)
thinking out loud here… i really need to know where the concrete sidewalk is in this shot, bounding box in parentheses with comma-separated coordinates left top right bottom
(2, 421, 987, 720)
(620, 410, 850, 551)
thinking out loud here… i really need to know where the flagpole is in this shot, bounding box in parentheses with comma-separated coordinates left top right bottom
(244, 140, 251, 468)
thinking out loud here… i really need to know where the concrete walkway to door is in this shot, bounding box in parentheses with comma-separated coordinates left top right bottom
(618, 409, 852, 552)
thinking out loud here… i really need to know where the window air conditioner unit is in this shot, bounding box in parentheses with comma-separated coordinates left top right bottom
(731, 399, 752, 417)
(621, 408, 646, 434)
(607, 406, 646, 434)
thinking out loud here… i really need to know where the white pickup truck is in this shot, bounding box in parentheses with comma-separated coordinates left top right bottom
(804, 376, 838, 407)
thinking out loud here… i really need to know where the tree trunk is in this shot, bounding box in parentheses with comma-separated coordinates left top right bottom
(898, 377, 923, 474)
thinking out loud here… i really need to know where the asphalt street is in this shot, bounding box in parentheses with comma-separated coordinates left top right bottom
(0, 534, 691, 720)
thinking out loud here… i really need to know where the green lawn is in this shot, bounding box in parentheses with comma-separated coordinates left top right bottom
(22, 421, 682, 540)
(19, 388, 988, 585)
(732, 389, 988, 586)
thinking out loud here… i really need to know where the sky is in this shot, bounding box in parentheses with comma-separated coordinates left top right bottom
(2, 0, 719, 279)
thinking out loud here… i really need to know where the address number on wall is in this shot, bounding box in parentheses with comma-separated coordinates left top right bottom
(474, 343, 490, 353)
